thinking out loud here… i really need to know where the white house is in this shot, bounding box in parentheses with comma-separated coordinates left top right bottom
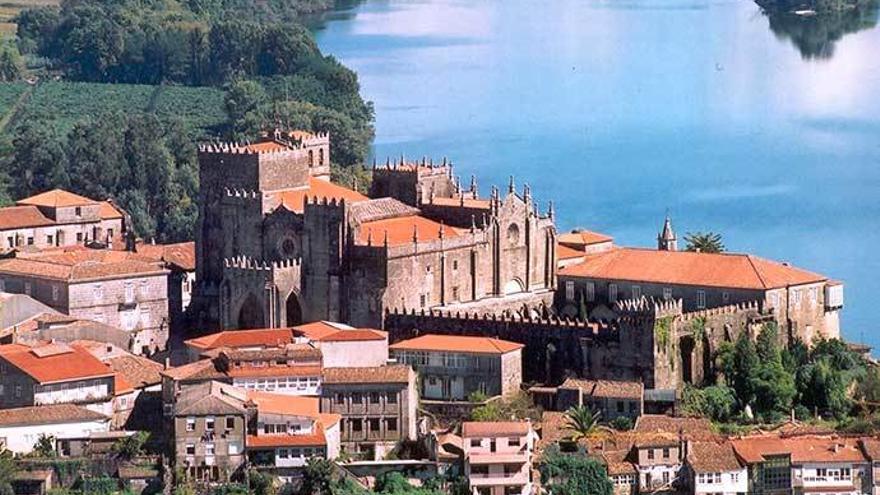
(686, 441, 748, 495)
(0, 404, 110, 454)
(462, 421, 537, 495)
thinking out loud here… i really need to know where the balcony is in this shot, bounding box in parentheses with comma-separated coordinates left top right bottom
(468, 471, 528, 487)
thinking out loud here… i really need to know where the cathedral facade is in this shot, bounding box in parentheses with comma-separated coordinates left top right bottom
(192, 131, 557, 330)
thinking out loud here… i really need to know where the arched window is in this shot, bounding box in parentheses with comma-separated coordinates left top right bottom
(507, 223, 520, 244)
(308, 150, 314, 167)
(318, 148, 325, 166)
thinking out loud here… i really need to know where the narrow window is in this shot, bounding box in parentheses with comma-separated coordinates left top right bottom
(631, 285, 641, 299)
(565, 281, 575, 301)
(696, 290, 706, 309)
(608, 283, 618, 303)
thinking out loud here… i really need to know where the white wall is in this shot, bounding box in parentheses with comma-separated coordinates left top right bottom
(233, 376, 321, 396)
(0, 419, 109, 454)
(693, 468, 747, 494)
(319, 340, 388, 368)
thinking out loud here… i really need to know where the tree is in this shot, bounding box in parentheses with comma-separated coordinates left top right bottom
(32, 434, 55, 457)
(300, 457, 333, 495)
(112, 431, 149, 460)
(225, 78, 269, 139)
(684, 231, 725, 253)
(563, 405, 601, 442)
(731, 333, 759, 406)
(751, 323, 796, 418)
(682, 384, 737, 422)
(10, 121, 70, 197)
(0, 42, 24, 82)
(537, 445, 613, 495)
(0, 449, 16, 495)
(67, 115, 125, 201)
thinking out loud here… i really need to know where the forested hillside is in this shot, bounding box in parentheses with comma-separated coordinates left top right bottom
(0, 0, 373, 242)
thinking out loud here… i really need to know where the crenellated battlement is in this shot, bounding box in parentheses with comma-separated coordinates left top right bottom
(223, 255, 302, 272)
(679, 300, 764, 322)
(372, 156, 453, 177)
(223, 188, 261, 200)
(199, 131, 329, 156)
(385, 306, 607, 330)
(614, 296, 684, 318)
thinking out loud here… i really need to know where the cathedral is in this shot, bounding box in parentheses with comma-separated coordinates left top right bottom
(192, 130, 557, 330)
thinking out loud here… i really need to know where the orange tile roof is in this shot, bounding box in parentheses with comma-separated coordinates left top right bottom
(17, 189, 98, 208)
(0, 249, 167, 282)
(390, 334, 523, 355)
(0, 403, 108, 427)
(0, 342, 115, 384)
(247, 426, 327, 448)
(634, 415, 716, 441)
(557, 244, 586, 261)
(276, 178, 368, 213)
(558, 247, 827, 290)
(462, 421, 531, 438)
(320, 329, 387, 342)
(0, 205, 54, 230)
(135, 242, 195, 271)
(731, 435, 867, 464)
(248, 391, 319, 417)
(357, 215, 462, 246)
(98, 201, 123, 220)
(114, 374, 134, 395)
(293, 321, 346, 341)
(560, 378, 643, 400)
(558, 230, 613, 246)
(185, 328, 295, 351)
(688, 441, 743, 473)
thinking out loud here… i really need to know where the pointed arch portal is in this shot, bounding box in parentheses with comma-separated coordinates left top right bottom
(286, 292, 303, 327)
(237, 293, 265, 329)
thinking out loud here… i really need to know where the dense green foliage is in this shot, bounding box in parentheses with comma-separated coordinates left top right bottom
(562, 405, 601, 441)
(0, 0, 373, 240)
(0, 450, 16, 495)
(704, 323, 870, 423)
(537, 445, 614, 495)
(470, 392, 542, 422)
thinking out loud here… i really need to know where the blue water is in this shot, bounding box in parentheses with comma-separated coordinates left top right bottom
(312, 0, 880, 347)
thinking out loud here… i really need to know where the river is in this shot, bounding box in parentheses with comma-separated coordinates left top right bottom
(311, 0, 880, 348)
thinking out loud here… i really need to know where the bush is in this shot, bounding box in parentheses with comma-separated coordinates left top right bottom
(609, 416, 634, 431)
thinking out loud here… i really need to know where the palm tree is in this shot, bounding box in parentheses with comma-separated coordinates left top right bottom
(563, 405, 601, 442)
(684, 231, 725, 253)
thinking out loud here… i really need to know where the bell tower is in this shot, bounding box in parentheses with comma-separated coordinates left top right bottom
(657, 214, 677, 251)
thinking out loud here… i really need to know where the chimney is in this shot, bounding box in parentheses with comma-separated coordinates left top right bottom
(164, 357, 171, 370)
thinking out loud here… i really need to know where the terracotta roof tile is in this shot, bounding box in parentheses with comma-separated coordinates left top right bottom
(357, 215, 462, 246)
(98, 201, 123, 220)
(106, 354, 164, 388)
(248, 391, 319, 417)
(390, 334, 523, 355)
(185, 328, 295, 351)
(0, 403, 108, 427)
(275, 178, 368, 213)
(687, 441, 743, 473)
(731, 435, 868, 464)
(560, 378, 643, 400)
(0, 342, 115, 384)
(0, 250, 167, 282)
(428, 197, 491, 209)
(462, 421, 531, 438)
(558, 230, 613, 247)
(135, 242, 195, 271)
(0, 205, 54, 230)
(294, 321, 352, 341)
(320, 329, 387, 342)
(557, 244, 586, 261)
(559, 247, 826, 290)
(322, 364, 413, 384)
(860, 438, 880, 461)
(634, 415, 716, 441)
(247, 426, 327, 448)
(17, 189, 98, 208)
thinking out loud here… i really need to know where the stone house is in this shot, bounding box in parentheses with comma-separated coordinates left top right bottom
(245, 392, 341, 483)
(0, 189, 125, 253)
(0, 249, 170, 355)
(133, 241, 196, 334)
(731, 434, 871, 495)
(555, 378, 643, 422)
(0, 403, 110, 455)
(684, 440, 748, 495)
(0, 341, 119, 414)
(461, 421, 537, 495)
(162, 344, 324, 400)
(172, 381, 249, 483)
(860, 438, 880, 495)
(631, 415, 717, 494)
(319, 364, 417, 460)
(557, 217, 843, 344)
(192, 131, 556, 332)
(389, 334, 523, 401)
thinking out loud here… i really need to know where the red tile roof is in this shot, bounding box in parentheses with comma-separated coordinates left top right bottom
(688, 441, 743, 473)
(462, 421, 531, 438)
(0, 250, 167, 282)
(322, 365, 412, 384)
(134, 242, 195, 271)
(390, 334, 523, 355)
(185, 328, 295, 351)
(320, 329, 387, 342)
(428, 197, 491, 209)
(357, 215, 461, 246)
(276, 178, 368, 213)
(247, 426, 327, 448)
(17, 189, 98, 208)
(731, 435, 867, 464)
(558, 230, 613, 247)
(248, 391, 320, 417)
(559, 247, 827, 290)
(98, 201, 123, 220)
(0, 403, 108, 427)
(634, 415, 716, 441)
(0, 342, 115, 384)
(557, 244, 587, 261)
(560, 378, 643, 400)
(0, 205, 54, 230)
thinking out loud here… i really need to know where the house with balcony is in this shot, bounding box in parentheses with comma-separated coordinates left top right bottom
(684, 440, 748, 495)
(555, 378, 643, 422)
(319, 365, 417, 460)
(184, 321, 388, 367)
(731, 434, 870, 495)
(172, 381, 250, 483)
(0, 341, 121, 415)
(390, 334, 523, 401)
(0, 249, 169, 355)
(245, 392, 340, 483)
(0, 403, 110, 455)
(461, 421, 537, 495)
(162, 344, 324, 402)
(0, 189, 125, 253)
(556, 217, 844, 342)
